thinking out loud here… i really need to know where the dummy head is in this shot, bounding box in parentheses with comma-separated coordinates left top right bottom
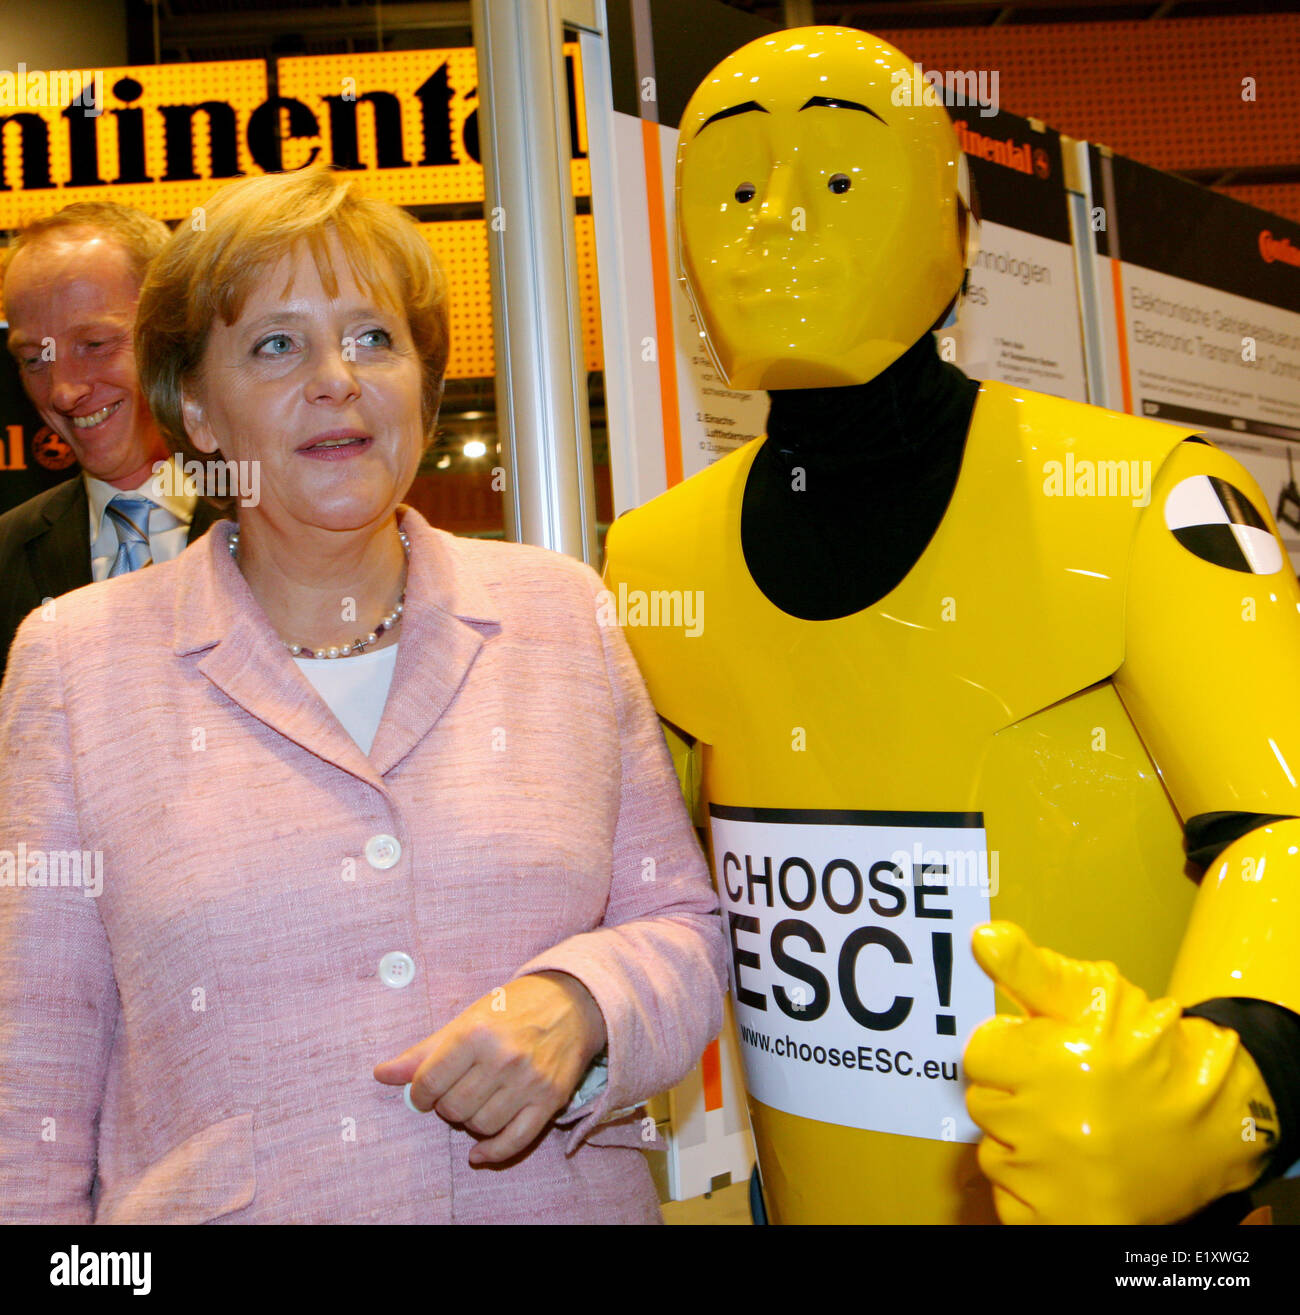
(676, 26, 977, 390)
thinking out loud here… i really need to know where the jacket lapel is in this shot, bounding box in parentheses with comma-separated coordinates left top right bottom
(171, 507, 500, 786)
(368, 514, 501, 775)
(27, 477, 93, 600)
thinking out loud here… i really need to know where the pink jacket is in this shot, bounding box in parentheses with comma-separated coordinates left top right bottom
(0, 507, 726, 1224)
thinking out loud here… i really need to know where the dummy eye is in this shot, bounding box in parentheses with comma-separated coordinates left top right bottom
(828, 173, 851, 194)
(734, 182, 756, 203)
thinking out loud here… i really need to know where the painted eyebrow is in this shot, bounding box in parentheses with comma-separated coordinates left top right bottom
(800, 95, 886, 124)
(694, 95, 886, 139)
(694, 100, 768, 137)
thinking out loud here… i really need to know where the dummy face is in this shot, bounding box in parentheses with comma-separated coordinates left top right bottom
(676, 27, 966, 390)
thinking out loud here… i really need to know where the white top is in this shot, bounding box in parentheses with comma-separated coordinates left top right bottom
(293, 642, 400, 755)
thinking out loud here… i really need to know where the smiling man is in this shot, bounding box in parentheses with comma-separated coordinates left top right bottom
(0, 203, 226, 683)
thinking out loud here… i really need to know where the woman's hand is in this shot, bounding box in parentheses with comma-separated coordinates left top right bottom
(373, 971, 609, 1165)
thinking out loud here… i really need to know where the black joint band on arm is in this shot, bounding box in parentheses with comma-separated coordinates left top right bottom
(1183, 811, 1294, 874)
(1183, 996, 1300, 1185)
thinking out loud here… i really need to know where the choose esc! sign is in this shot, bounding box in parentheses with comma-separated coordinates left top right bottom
(709, 805, 997, 1143)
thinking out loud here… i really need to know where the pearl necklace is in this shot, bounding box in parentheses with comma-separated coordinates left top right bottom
(228, 526, 410, 659)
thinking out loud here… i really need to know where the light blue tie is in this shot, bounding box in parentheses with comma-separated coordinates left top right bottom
(106, 495, 154, 578)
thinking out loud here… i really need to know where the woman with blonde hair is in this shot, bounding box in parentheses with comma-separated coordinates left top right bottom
(0, 164, 726, 1225)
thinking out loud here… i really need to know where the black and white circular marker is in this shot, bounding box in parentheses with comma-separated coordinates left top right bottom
(1164, 475, 1284, 575)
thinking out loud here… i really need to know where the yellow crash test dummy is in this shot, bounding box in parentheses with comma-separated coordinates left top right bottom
(603, 24, 1300, 1224)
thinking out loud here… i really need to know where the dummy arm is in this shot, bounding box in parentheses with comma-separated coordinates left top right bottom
(966, 438, 1300, 1222)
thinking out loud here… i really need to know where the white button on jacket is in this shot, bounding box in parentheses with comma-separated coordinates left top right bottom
(365, 834, 401, 869)
(379, 951, 415, 987)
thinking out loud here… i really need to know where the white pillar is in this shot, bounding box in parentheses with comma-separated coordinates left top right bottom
(471, 0, 602, 561)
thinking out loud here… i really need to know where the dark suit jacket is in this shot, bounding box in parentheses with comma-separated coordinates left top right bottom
(0, 477, 226, 686)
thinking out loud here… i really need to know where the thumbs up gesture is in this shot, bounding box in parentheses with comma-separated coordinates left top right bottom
(963, 922, 1272, 1224)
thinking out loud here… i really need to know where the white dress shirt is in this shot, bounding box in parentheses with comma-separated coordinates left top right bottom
(85, 471, 198, 583)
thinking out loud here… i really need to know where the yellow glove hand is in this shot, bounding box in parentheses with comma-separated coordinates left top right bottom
(963, 921, 1275, 1224)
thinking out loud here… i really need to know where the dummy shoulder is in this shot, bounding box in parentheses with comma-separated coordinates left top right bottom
(987, 384, 1190, 510)
(1137, 435, 1288, 579)
(605, 439, 758, 592)
(602, 441, 760, 744)
(947, 385, 1195, 699)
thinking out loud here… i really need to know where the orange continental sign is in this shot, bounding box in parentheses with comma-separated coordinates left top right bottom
(0, 48, 589, 226)
(953, 119, 1034, 176)
(0, 49, 597, 381)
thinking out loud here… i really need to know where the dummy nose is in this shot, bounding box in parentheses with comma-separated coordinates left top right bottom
(751, 159, 805, 238)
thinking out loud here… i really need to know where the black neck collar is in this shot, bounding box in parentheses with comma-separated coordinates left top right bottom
(764, 334, 973, 470)
(740, 333, 981, 620)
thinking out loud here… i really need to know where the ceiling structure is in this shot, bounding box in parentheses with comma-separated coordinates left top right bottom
(729, 0, 1299, 26)
(133, 0, 1300, 65)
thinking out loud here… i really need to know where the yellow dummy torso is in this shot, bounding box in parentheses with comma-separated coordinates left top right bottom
(606, 381, 1211, 1222)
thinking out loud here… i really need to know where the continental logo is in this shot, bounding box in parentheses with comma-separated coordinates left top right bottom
(1259, 231, 1300, 268)
(0, 51, 586, 207)
(0, 67, 480, 192)
(953, 120, 1049, 180)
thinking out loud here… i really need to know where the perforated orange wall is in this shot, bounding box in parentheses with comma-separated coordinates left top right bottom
(420, 216, 602, 381)
(876, 13, 1300, 224)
